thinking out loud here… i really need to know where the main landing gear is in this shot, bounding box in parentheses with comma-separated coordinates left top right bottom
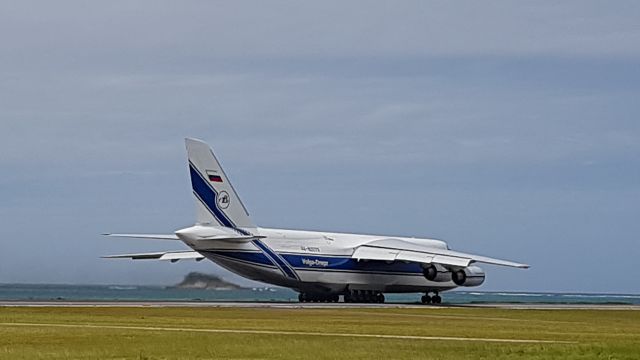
(421, 291, 442, 304)
(298, 290, 385, 303)
(344, 290, 385, 304)
(298, 292, 339, 303)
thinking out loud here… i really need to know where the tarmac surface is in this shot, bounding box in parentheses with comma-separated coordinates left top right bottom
(1, 300, 638, 310)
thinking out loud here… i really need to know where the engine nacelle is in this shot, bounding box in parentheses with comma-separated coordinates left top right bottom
(422, 264, 452, 282)
(451, 266, 485, 287)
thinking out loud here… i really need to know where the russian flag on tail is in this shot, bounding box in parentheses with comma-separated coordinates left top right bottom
(206, 170, 223, 182)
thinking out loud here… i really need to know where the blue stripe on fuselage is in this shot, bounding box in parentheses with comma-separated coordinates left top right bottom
(201, 250, 424, 275)
(282, 254, 424, 273)
(252, 240, 299, 280)
(206, 250, 273, 266)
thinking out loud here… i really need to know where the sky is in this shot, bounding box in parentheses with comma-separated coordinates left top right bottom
(1, 1, 639, 293)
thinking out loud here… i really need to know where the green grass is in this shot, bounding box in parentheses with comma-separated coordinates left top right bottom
(1, 306, 639, 359)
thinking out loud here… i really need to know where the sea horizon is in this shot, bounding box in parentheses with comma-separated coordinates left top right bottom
(1, 283, 638, 304)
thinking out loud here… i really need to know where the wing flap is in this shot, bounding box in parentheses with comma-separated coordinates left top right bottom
(352, 246, 399, 261)
(352, 238, 529, 269)
(397, 250, 433, 264)
(463, 253, 529, 268)
(432, 254, 472, 267)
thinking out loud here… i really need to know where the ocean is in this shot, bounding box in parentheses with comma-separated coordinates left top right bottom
(1, 284, 638, 304)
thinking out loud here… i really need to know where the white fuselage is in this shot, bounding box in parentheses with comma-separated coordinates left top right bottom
(176, 226, 459, 294)
(106, 138, 526, 302)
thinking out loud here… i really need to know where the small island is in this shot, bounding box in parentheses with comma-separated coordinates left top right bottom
(173, 272, 243, 290)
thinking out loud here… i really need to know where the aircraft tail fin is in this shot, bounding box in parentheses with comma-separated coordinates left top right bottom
(185, 138, 255, 232)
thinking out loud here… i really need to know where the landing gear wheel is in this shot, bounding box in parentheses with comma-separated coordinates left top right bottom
(421, 295, 432, 304)
(343, 290, 385, 303)
(300, 292, 339, 303)
(433, 295, 442, 304)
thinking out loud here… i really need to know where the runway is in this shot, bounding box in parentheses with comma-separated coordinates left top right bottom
(1, 300, 638, 310)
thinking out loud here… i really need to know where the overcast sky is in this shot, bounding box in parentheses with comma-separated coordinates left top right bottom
(1, 1, 639, 293)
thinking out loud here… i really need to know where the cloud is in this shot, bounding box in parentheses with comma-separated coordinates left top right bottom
(1, 0, 639, 66)
(0, 1, 639, 291)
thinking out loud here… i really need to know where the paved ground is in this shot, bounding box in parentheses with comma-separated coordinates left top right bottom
(1, 300, 638, 310)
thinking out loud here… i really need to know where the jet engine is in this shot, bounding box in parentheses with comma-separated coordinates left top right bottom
(451, 266, 485, 287)
(422, 264, 452, 282)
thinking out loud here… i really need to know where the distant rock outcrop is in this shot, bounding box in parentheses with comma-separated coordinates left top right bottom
(174, 272, 242, 290)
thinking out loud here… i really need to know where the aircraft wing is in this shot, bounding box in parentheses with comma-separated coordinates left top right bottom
(102, 250, 204, 262)
(352, 238, 529, 269)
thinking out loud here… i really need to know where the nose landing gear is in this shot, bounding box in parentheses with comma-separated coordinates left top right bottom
(421, 291, 442, 304)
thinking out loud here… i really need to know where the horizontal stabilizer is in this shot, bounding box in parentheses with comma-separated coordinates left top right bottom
(102, 250, 204, 262)
(103, 234, 180, 240)
(174, 225, 264, 242)
(104, 231, 264, 242)
(198, 235, 265, 241)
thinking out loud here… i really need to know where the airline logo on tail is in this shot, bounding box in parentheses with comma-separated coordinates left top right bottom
(217, 191, 230, 209)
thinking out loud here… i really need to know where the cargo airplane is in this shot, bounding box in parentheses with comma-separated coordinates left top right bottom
(104, 138, 529, 304)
